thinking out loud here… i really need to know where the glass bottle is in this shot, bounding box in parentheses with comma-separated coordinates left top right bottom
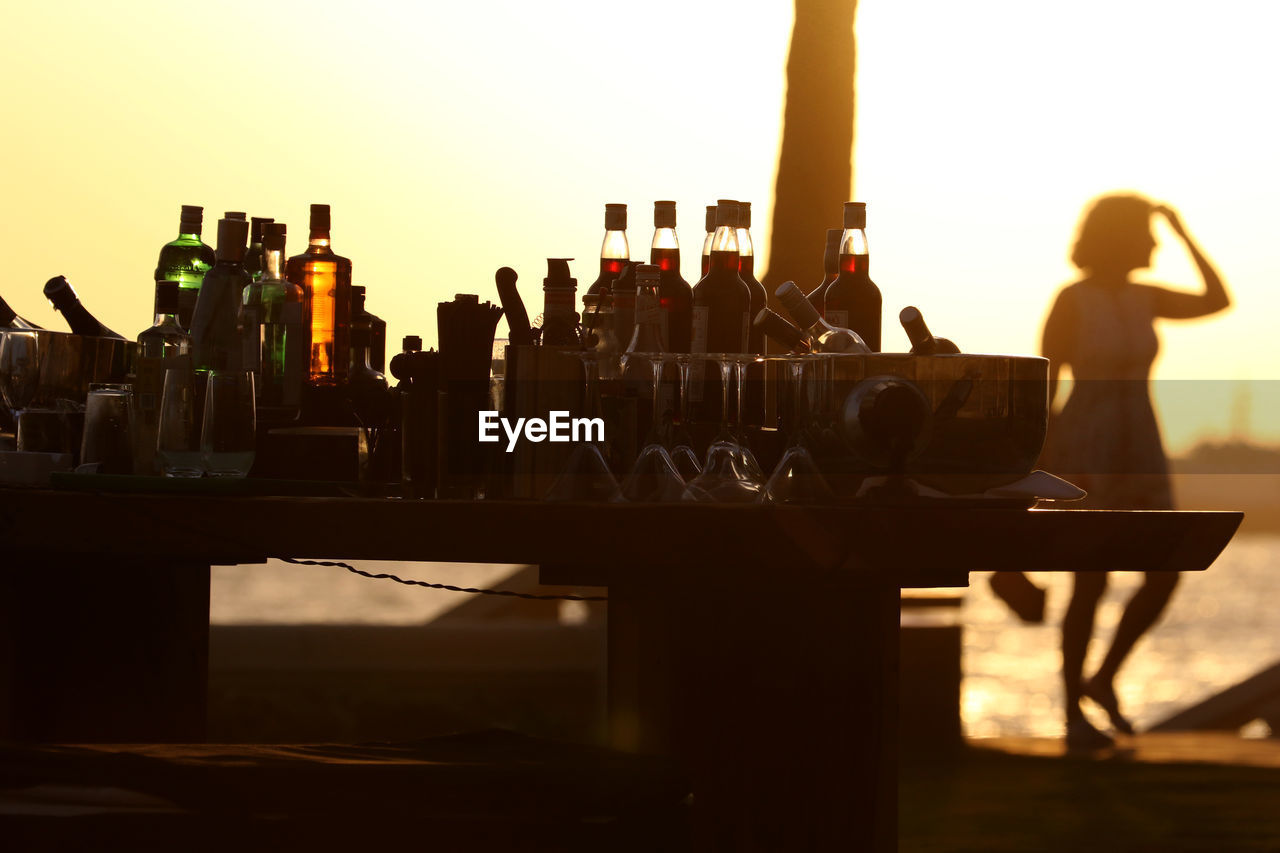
(753, 307, 811, 354)
(651, 200, 692, 352)
(244, 216, 274, 281)
(700, 204, 715, 277)
(348, 289, 389, 426)
(586, 203, 630, 297)
(191, 216, 251, 373)
(155, 204, 216, 330)
(777, 280, 869, 353)
(135, 281, 192, 474)
(735, 201, 767, 356)
(610, 260, 638, 352)
(43, 276, 123, 339)
(900, 306, 960, 354)
(0, 293, 42, 329)
(691, 200, 751, 355)
(248, 223, 307, 410)
(627, 264, 665, 353)
(286, 203, 353, 386)
(822, 201, 881, 351)
(806, 228, 842, 310)
(541, 258, 580, 346)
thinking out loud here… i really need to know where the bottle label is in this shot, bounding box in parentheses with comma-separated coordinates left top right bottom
(689, 306, 709, 401)
(826, 309, 849, 329)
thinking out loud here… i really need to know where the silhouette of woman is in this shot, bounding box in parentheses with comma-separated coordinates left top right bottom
(996, 194, 1230, 750)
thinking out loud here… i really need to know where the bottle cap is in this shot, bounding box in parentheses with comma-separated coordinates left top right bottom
(739, 201, 752, 229)
(216, 218, 250, 263)
(544, 258, 576, 290)
(155, 281, 180, 314)
(264, 223, 287, 252)
(653, 200, 677, 229)
(604, 203, 627, 231)
(249, 217, 274, 240)
(180, 205, 203, 222)
(43, 275, 75, 302)
(636, 263, 661, 284)
(705, 205, 716, 232)
(310, 204, 332, 231)
(843, 202, 867, 229)
(225, 211, 247, 221)
(715, 200, 739, 228)
(352, 285, 367, 313)
(776, 281, 820, 328)
(403, 335, 423, 352)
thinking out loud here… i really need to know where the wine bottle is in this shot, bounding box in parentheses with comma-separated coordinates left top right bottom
(691, 200, 751, 355)
(251, 223, 307, 410)
(586, 203, 630, 297)
(495, 267, 534, 346)
(734, 201, 768, 356)
(190, 216, 251, 373)
(155, 204, 216, 330)
(822, 201, 881, 351)
(650, 200, 692, 352)
(540, 258, 580, 346)
(244, 216, 275, 281)
(286, 204, 353, 386)
(700, 204, 715, 277)
(43, 276, 123, 339)
(777, 281, 869, 353)
(0, 294, 42, 329)
(900, 306, 960, 354)
(134, 281, 192, 474)
(806, 228, 842, 310)
(753, 308, 811, 354)
(627, 264, 665, 353)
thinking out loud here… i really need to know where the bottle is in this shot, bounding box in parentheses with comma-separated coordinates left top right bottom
(348, 286, 390, 426)
(822, 201, 881, 351)
(363, 293, 387, 373)
(286, 204, 353, 386)
(627, 265, 665, 353)
(495, 267, 534, 346)
(650, 200, 692, 352)
(753, 308, 811, 354)
(244, 217, 275, 281)
(582, 291, 621, 380)
(586, 203, 630, 297)
(734, 202, 768, 356)
(900, 306, 960, 355)
(0, 294, 42, 329)
(611, 260, 638, 351)
(190, 216, 251, 373)
(777, 281, 869, 353)
(250, 223, 307, 410)
(43, 276, 123, 339)
(225, 211, 247, 221)
(135, 281, 192, 474)
(155, 204, 216, 330)
(700, 204, 715, 277)
(806, 228, 842, 310)
(691, 200, 751, 355)
(540, 258, 580, 346)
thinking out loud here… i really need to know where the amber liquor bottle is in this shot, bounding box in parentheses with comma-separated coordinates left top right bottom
(286, 204, 353, 386)
(822, 202, 881, 351)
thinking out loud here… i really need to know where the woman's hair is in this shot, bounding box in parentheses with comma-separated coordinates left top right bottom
(1070, 193, 1154, 271)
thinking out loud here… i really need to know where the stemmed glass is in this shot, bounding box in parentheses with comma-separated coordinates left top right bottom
(683, 353, 764, 503)
(670, 354, 702, 480)
(761, 355, 837, 504)
(0, 331, 39, 435)
(730, 353, 766, 480)
(545, 350, 623, 502)
(620, 352, 686, 502)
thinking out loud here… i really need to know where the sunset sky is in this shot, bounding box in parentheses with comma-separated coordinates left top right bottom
(1, 0, 1276, 452)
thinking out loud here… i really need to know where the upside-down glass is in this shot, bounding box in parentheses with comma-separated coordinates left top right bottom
(670, 354, 702, 480)
(545, 350, 622, 502)
(620, 352, 686, 502)
(156, 365, 203, 477)
(0, 330, 39, 432)
(683, 354, 764, 503)
(761, 355, 837, 504)
(201, 369, 256, 478)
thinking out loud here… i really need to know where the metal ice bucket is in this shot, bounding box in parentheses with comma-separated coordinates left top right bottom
(24, 330, 136, 408)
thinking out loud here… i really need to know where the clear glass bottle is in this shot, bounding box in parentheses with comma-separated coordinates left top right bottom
(586, 203, 630, 297)
(250, 223, 307, 410)
(155, 204, 216, 330)
(806, 227, 842, 310)
(135, 281, 192, 474)
(650, 200, 692, 352)
(286, 204, 353, 386)
(191, 216, 251, 373)
(244, 216, 275, 281)
(777, 280, 869, 353)
(627, 264, 665, 353)
(822, 201, 881, 351)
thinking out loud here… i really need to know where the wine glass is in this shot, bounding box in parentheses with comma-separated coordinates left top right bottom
(730, 353, 766, 480)
(0, 330, 40, 433)
(545, 350, 622, 502)
(669, 354, 702, 480)
(761, 355, 837, 504)
(683, 354, 764, 503)
(620, 352, 686, 502)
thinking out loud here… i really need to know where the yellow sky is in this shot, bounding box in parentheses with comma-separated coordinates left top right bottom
(1, 0, 1276, 452)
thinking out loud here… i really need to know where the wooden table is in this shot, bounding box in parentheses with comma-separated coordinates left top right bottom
(0, 486, 1243, 851)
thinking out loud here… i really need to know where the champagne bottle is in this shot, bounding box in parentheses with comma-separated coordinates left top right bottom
(650, 200, 692, 352)
(286, 204, 353, 386)
(191, 217, 251, 373)
(244, 216, 275, 281)
(806, 227, 842, 309)
(541, 258, 580, 346)
(155, 204, 216, 330)
(586, 203, 630, 297)
(900, 306, 960, 355)
(0, 294, 42, 330)
(495, 267, 534, 347)
(777, 281, 869, 353)
(753, 308, 811, 354)
(822, 201, 881, 351)
(43, 276, 123, 339)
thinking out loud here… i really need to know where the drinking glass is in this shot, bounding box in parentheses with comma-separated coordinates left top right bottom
(669, 354, 702, 480)
(620, 352, 686, 502)
(201, 369, 256, 478)
(761, 355, 837, 504)
(80, 383, 134, 474)
(156, 365, 204, 477)
(0, 330, 39, 429)
(683, 354, 764, 503)
(545, 350, 622, 502)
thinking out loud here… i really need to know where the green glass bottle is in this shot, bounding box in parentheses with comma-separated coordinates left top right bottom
(155, 205, 216, 331)
(244, 216, 274, 281)
(246, 223, 307, 412)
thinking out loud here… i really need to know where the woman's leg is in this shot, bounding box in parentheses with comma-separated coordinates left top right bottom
(1062, 571, 1108, 723)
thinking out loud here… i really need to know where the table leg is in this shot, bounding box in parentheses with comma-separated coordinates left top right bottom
(0, 557, 209, 742)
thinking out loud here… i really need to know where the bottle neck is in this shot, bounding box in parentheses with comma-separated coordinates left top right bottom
(309, 229, 333, 251)
(179, 228, 202, 242)
(839, 252, 870, 277)
(708, 249, 740, 274)
(153, 310, 180, 328)
(264, 248, 285, 280)
(735, 227, 754, 259)
(651, 245, 681, 273)
(601, 229, 629, 261)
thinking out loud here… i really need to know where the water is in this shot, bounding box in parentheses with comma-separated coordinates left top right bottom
(209, 535, 1280, 739)
(203, 451, 255, 478)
